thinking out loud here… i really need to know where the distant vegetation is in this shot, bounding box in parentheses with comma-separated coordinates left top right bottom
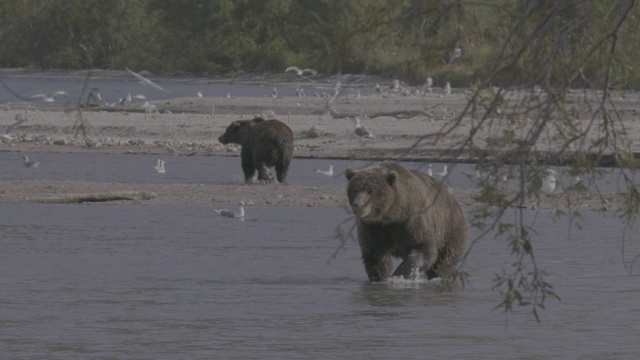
(1, 0, 639, 88)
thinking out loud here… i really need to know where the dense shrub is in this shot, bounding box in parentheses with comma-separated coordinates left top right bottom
(0, 0, 638, 86)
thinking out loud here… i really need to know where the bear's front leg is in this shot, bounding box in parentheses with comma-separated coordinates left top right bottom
(242, 163, 256, 183)
(362, 253, 393, 282)
(391, 250, 426, 280)
(241, 151, 256, 183)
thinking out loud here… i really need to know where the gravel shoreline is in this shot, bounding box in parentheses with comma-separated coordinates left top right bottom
(0, 178, 624, 212)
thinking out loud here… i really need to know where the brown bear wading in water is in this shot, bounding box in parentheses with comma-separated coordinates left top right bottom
(218, 117, 293, 184)
(345, 161, 468, 281)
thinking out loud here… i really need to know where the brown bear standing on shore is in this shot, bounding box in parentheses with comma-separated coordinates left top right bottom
(345, 161, 468, 281)
(218, 117, 293, 184)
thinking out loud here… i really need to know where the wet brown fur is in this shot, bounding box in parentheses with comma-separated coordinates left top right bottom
(345, 161, 468, 281)
(218, 117, 294, 183)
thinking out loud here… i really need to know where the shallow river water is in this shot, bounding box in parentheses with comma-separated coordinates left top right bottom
(0, 150, 634, 192)
(1, 151, 640, 359)
(1, 202, 639, 359)
(0, 74, 358, 109)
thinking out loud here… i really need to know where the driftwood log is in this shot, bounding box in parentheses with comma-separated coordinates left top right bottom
(28, 191, 157, 204)
(329, 102, 445, 120)
(330, 108, 436, 119)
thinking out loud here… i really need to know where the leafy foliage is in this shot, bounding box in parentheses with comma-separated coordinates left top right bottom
(0, 0, 637, 86)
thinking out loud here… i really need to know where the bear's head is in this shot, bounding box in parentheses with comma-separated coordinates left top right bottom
(218, 117, 265, 145)
(345, 164, 399, 223)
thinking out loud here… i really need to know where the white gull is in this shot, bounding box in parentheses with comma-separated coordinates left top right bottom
(119, 92, 132, 105)
(214, 202, 245, 219)
(435, 165, 448, 177)
(30, 90, 68, 102)
(155, 159, 166, 174)
(22, 155, 40, 168)
(285, 66, 318, 76)
(541, 169, 557, 194)
(125, 67, 167, 92)
(314, 165, 334, 176)
(354, 117, 374, 138)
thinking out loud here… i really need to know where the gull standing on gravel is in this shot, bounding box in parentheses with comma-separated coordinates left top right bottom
(390, 79, 401, 91)
(314, 165, 334, 176)
(214, 202, 245, 219)
(86, 87, 103, 106)
(119, 92, 132, 105)
(155, 159, 166, 174)
(1, 114, 27, 141)
(424, 75, 433, 92)
(427, 164, 433, 176)
(125, 67, 167, 92)
(541, 169, 557, 194)
(444, 82, 451, 95)
(271, 87, 279, 98)
(425, 75, 433, 88)
(354, 117, 374, 138)
(142, 101, 158, 113)
(22, 155, 40, 168)
(197, 91, 203, 98)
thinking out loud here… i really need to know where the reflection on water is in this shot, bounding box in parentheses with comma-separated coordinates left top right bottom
(1, 202, 639, 359)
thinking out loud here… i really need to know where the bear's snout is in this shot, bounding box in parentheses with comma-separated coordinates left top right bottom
(350, 203, 360, 214)
(350, 192, 372, 218)
(351, 204, 371, 219)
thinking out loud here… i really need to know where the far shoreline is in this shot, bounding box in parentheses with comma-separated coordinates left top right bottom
(2, 69, 638, 169)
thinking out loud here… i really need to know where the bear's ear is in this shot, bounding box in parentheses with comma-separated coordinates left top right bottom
(345, 167, 356, 180)
(386, 171, 398, 185)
